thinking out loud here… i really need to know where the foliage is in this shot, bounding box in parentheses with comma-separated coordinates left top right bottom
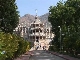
(0, 0, 19, 33)
(48, 0, 80, 57)
(13, 37, 29, 58)
(0, 32, 30, 60)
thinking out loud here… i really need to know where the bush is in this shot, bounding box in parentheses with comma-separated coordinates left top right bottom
(0, 32, 30, 60)
(0, 32, 18, 60)
(13, 37, 29, 58)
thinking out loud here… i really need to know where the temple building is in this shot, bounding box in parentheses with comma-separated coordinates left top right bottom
(14, 13, 54, 50)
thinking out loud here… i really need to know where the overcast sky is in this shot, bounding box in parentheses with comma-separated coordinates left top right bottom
(16, 0, 67, 17)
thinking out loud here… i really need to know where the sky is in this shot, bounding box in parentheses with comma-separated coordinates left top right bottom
(16, 0, 67, 17)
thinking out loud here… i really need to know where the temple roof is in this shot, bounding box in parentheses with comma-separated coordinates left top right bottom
(35, 18, 41, 24)
(31, 16, 42, 24)
(31, 10, 42, 24)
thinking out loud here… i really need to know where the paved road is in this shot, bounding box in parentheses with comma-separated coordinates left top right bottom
(29, 50, 66, 60)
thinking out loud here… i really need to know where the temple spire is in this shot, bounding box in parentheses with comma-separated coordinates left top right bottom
(35, 9, 37, 15)
(35, 9, 38, 19)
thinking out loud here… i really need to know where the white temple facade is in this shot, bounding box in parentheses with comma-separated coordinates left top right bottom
(14, 14, 54, 50)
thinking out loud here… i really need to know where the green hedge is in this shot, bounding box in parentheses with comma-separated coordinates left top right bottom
(0, 32, 30, 60)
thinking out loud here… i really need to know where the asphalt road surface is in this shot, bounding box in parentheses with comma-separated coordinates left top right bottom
(29, 50, 66, 60)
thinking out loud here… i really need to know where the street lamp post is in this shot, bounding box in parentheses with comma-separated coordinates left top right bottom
(62, 33, 64, 52)
(58, 26, 61, 52)
(50, 25, 52, 40)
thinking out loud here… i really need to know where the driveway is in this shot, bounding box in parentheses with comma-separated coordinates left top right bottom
(29, 50, 66, 60)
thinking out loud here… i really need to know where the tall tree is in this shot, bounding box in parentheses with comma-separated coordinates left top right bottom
(0, 0, 19, 33)
(48, 0, 80, 55)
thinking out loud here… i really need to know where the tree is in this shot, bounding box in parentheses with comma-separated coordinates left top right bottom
(48, 0, 80, 56)
(48, 1, 75, 51)
(0, 0, 19, 33)
(64, 0, 80, 55)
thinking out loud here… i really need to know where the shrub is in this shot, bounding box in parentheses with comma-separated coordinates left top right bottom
(0, 32, 30, 60)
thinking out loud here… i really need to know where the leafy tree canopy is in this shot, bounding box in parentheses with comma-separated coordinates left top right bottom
(0, 0, 19, 33)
